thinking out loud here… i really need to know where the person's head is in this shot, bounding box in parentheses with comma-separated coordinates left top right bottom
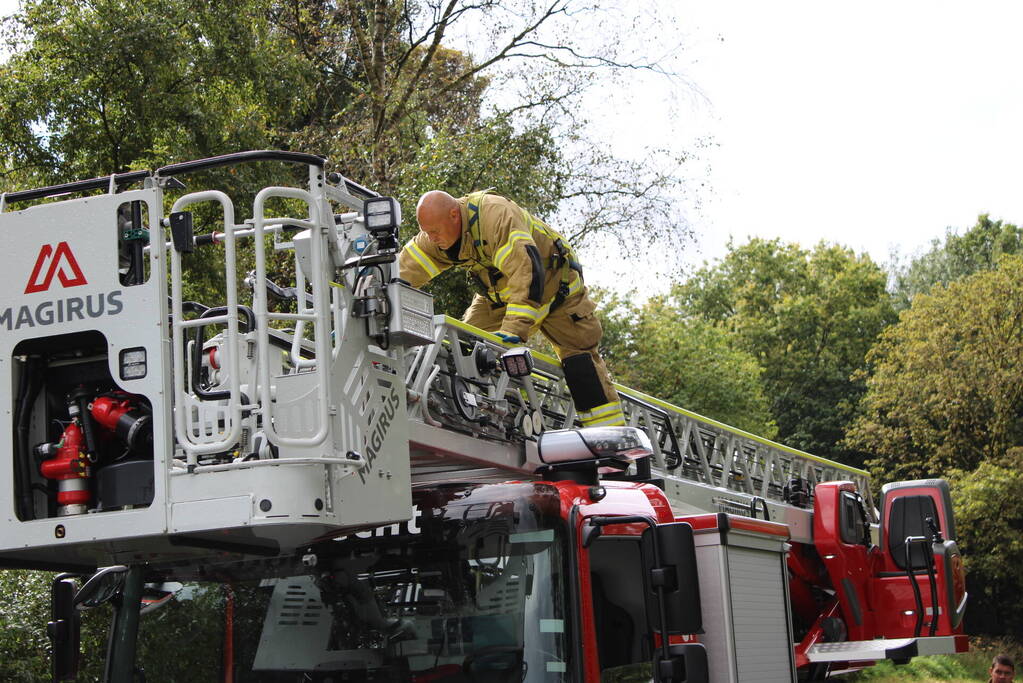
(991, 654, 1015, 683)
(416, 191, 462, 249)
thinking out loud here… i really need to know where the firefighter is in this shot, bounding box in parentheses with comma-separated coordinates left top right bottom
(399, 190, 625, 427)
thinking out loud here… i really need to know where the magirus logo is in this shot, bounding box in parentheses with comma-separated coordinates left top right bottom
(24, 242, 88, 294)
(3, 241, 123, 331)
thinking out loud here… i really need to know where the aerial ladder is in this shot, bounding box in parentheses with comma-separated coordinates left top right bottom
(0, 152, 966, 681)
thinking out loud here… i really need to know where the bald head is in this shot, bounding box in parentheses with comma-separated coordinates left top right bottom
(416, 191, 462, 249)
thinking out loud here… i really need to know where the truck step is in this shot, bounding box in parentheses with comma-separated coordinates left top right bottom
(806, 635, 970, 662)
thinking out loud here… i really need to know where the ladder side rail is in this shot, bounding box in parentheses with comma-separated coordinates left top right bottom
(617, 382, 874, 500)
(752, 440, 772, 489)
(680, 419, 738, 491)
(252, 186, 332, 448)
(752, 442, 772, 498)
(773, 448, 794, 498)
(413, 316, 878, 513)
(169, 191, 244, 459)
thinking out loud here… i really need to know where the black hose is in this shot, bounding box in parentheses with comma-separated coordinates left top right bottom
(13, 357, 31, 520)
(14, 357, 44, 520)
(190, 305, 255, 402)
(71, 388, 99, 458)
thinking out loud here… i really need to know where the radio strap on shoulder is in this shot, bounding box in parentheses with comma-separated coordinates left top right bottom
(465, 189, 493, 253)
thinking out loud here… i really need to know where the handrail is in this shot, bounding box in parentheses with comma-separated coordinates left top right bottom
(156, 150, 325, 177)
(903, 536, 938, 637)
(169, 191, 244, 459)
(2, 170, 149, 204)
(251, 186, 332, 448)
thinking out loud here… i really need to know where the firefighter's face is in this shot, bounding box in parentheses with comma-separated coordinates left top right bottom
(418, 207, 461, 249)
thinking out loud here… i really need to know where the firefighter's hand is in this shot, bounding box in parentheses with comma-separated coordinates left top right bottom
(494, 331, 522, 344)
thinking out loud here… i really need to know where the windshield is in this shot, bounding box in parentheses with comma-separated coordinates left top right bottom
(134, 483, 572, 682)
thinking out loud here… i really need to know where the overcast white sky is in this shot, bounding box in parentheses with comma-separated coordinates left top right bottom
(3, 1, 1021, 292)
(583, 1, 1023, 290)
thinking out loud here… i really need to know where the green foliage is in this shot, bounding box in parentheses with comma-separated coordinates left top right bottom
(846, 256, 1023, 481)
(947, 459, 1023, 635)
(597, 289, 776, 437)
(0, 570, 53, 681)
(845, 638, 1023, 681)
(672, 238, 896, 464)
(845, 654, 977, 681)
(848, 256, 1023, 635)
(0, 0, 690, 316)
(0, 570, 112, 680)
(135, 583, 270, 679)
(0, 0, 301, 185)
(891, 214, 1023, 309)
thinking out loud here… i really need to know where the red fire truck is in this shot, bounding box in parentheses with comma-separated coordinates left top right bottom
(0, 152, 966, 681)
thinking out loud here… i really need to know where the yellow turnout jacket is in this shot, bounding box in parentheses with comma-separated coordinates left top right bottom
(399, 192, 582, 340)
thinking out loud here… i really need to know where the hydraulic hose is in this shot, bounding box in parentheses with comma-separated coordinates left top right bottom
(14, 357, 44, 520)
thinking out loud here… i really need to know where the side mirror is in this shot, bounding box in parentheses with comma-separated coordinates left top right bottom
(47, 575, 81, 682)
(641, 522, 703, 635)
(75, 565, 129, 608)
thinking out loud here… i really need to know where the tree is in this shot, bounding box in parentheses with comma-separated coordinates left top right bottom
(0, 570, 110, 679)
(267, 0, 691, 313)
(268, 0, 687, 233)
(598, 290, 777, 437)
(671, 239, 897, 464)
(1, 0, 692, 317)
(890, 214, 1023, 309)
(948, 456, 1023, 635)
(845, 255, 1023, 481)
(0, 0, 302, 183)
